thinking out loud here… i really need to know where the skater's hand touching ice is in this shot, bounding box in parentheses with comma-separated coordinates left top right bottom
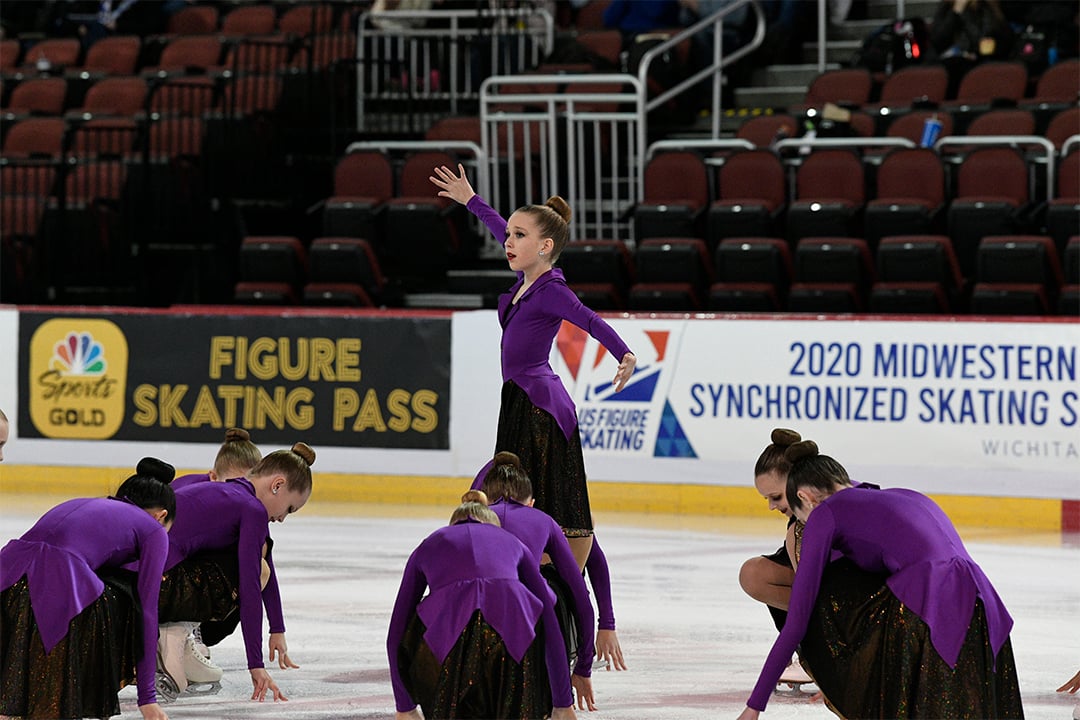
(1059, 669, 1080, 694)
(612, 353, 636, 392)
(595, 629, 627, 671)
(268, 632, 299, 669)
(737, 707, 759, 720)
(396, 709, 423, 720)
(572, 673, 596, 711)
(551, 706, 577, 720)
(249, 667, 288, 702)
(139, 702, 169, 720)
(430, 164, 476, 206)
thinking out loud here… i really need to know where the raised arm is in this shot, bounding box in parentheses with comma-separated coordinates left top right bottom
(430, 163, 508, 244)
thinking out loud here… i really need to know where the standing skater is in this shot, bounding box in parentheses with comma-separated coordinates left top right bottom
(738, 439, 1024, 719)
(0, 458, 176, 720)
(157, 443, 314, 703)
(388, 498, 581, 720)
(431, 163, 636, 570)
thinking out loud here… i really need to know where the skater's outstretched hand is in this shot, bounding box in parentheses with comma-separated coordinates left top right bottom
(612, 353, 636, 393)
(595, 629, 627, 671)
(736, 707, 760, 720)
(572, 673, 596, 711)
(249, 667, 288, 702)
(139, 702, 169, 720)
(268, 632, 299, 669)
(430, 163, 476, 206)
(1059, 669, 1080, 694)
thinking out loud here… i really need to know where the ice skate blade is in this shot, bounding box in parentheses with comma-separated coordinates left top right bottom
(155, 672, 180, 703)
(184, 681, 222, 696)
(774, 681, 818, 696)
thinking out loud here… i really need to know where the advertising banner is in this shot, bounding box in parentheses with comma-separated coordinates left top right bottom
(550, 316, 1079, 497)
(17, 311, 450, 449)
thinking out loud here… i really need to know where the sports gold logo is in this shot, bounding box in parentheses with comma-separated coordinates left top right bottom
(29, 319, 128, 439)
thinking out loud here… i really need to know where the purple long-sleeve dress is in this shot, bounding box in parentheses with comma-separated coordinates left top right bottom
(490, 498, 596, 675)
(748, 485, 1015, 712)
(467, 194, 631, 442)
(0, 497, 168, 707)
(387, 520, 573, 713)
(166, 478, 283, 669)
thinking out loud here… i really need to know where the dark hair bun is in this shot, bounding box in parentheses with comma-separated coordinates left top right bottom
(771, 428, 801, 447)
(136, 457, 175, 484)
(784, 440, 819, 463)
(545, 195, 572, 224)
(462, 489, 489, 505)
(291, 442, 316, 466)
(493, 451, 522, 470)
(224, 428, 250, 443)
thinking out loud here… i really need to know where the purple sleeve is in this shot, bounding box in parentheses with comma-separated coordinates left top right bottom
(545, 522, 595, 677)
(550, 282, 632, 361)
(135, 524, 169, 706)
(387, 548, 427, 712)
(237, 504, 270, 669)
(465, 195, 508, 246)
(261, 544, 285, 634)
(585, 537, 616, 631)
(518, 550, 574, 708)
(747, 506, 836, 711)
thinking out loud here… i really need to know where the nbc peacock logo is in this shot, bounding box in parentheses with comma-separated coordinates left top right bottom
(29, 319, 128, 439)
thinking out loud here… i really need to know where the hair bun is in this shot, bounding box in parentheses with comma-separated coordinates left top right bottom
(136, 457, 175, 484)
(493, 451, 522, 470)
(291, 442, 316, 466)
(784, 440, 819, 463)
(771, 428, 801, 447)
(461, 489, 489, 506)
(545, 195, 572, 224)
(224, 428, 250, 443)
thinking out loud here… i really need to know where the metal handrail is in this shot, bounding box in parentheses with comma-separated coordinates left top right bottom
(645, 138, 755, 165)
(933, 135, 1057, 204)
(1062, 134, 1080, 158)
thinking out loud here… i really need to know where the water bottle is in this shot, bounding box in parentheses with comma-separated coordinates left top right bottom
(920, 114, 943, 148)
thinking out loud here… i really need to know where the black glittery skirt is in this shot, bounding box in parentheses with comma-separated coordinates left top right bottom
(496, 380, 592, 535)
(399, 609, 552, 719)
(0, 572, 139, 719)
(800, 559, 1024, 719)
(541, 563, 581, 669)
(158, 549, 240, 625)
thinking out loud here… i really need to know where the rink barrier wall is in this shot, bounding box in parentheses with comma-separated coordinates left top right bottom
(0, 464, 1073, 532)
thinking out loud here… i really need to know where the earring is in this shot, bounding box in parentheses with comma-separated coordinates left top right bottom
(272, 487, 279, 495)
(538, 250, 545, 256)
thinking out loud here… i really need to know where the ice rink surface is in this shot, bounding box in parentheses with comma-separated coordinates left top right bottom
(1, 498, 1077, 720)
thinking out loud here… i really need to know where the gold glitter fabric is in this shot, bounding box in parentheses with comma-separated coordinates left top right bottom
(799, 561, 1024, 719)
(540, 563, 581, 668)
(496, 381, 593, 535)
(158, 550, 240, 623)
(1, 573, 138, 719)
(399, 610, 552, 719)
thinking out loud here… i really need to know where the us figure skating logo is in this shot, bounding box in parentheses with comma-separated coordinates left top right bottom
(556, 322, 696, 458)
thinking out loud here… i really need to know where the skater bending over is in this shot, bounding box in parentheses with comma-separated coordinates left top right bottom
(158, 443, 314, 703)
(432, 162, 636, 571)
(738, 439, 1023, 719)
(388, 498, 581, 720)
(0, 458, 176, 720)
(478, 453, 597, 705)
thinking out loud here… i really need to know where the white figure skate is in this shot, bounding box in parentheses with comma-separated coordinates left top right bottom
(775, 656, 816, 696)
(155, 622, 223, 702)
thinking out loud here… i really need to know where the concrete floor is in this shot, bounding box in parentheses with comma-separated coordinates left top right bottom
(1, 498, 1077, 720)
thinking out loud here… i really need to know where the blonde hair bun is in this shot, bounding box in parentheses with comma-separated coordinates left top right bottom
(461, 489, 489, 505)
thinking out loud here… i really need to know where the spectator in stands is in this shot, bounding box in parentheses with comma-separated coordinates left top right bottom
(603, 0, 682, 49)
(929, 0, 1015, 97)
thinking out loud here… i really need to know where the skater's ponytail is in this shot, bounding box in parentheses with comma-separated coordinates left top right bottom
(116, 457, 177, 521)
(213, 427, 261, 481)
(481, 451, 533, 503)
(754, 428, 802, 478)
(784, 440, 851, 513)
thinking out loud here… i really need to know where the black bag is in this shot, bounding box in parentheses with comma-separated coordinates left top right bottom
(851, 18, 929, 73)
